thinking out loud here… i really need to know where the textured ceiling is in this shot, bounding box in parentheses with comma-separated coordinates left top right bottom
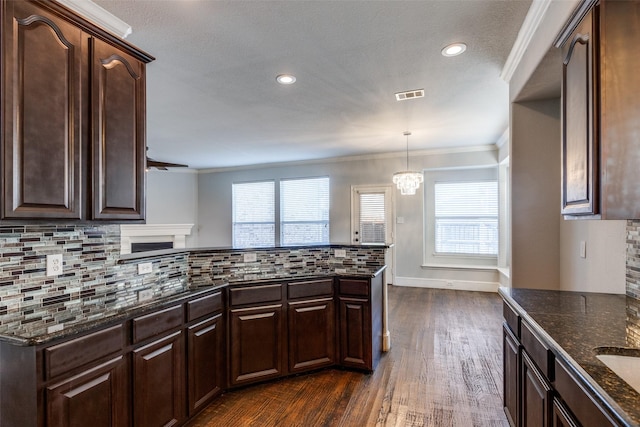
(93, 0, 532, 170)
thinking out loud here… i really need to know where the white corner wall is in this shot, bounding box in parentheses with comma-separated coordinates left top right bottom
(146, 170, 199, 247)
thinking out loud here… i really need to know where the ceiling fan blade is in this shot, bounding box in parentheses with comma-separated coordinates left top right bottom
(147, 157, 189, 169)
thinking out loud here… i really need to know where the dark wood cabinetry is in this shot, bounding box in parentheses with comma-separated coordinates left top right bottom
(229, 303, 285, 386)
(503, 324, 520, 427)
(521, 352, 552, 427)
(288, 298, 335, 372)
(558, 0, 640, 219)
(0, 0, 153, 222)
(552, 398, 579, 427)
(133, 331, 185, 427)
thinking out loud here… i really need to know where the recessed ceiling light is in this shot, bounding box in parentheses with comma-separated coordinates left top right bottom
(441, 43, 467, 57)
(276, 74, 296, 84)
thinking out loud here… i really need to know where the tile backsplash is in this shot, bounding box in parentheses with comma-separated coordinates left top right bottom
(626, 220, 640, 299)
(0, 224, 188, 337)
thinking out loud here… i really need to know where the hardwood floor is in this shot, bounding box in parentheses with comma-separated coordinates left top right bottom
(186, 286, 508, 427)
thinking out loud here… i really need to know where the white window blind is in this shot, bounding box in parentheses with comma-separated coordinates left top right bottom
(359, 193, 386, 244)
(434, 181, 498, 255)
(280, 177, 329, 246)
(232, 181, 275, 248)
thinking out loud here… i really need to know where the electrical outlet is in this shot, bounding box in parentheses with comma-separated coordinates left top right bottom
(335, 268, 347, 274)
(243, 253, 257, 263)
(46, 254, 63, 276)
(47, 324, 64, 334)
(138, 262, 153, 274)
(334, 249, 346, 258)
(138, 289, 153, 302)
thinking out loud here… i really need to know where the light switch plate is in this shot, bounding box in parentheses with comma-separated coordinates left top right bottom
(138, 262, 153, 274)
(46, 254, 63, 276)
(244, 253, 257, 263)
(579, 241, 586, 258)
(335, 249, 346, 258)
(138, 289, 153, 302)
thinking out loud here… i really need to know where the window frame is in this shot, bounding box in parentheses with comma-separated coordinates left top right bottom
(232, 180, 276, 248)
(279, 176, 330, 246)
(423, 167, 499, 269)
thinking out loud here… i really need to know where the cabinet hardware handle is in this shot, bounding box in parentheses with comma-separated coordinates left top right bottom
(564, 33, 589, 65)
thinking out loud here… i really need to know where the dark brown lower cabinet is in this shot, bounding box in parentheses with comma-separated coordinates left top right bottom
(229, 304, 285, 387)
(188, 313, 225, 416)
(133, 331, 185, 427)
(46, 356, 129, 427)
(553, 398, 579, 427)
(288, 297, 335, 373)
(521, 352, 552, 427)
(338, 296, 371, 369)
(503, 324, 520, 427)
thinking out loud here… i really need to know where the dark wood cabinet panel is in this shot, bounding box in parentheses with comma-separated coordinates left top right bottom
(521, 352, 552, 427)
(338, 297, 371, 370)
(552, 398, 579, 427)
(288, 298, 335, 373)
(188, 313, 225, 416)
(132, 331, 185, 427)
(91, 37, 146, 220)
(503, 324, 520, 427)
(229, 304, 285, 387)
(46, 356, 129, 427)
(561, 6, 597, 216)
(1, 0, 84, 219)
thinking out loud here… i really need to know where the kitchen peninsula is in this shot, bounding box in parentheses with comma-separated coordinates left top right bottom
(0, 242, 389, 427)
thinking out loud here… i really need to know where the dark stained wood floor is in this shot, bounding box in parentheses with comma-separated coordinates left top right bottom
(186, 286, 508, 427)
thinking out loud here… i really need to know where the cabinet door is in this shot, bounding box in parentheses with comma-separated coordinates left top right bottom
(338, 296, 372, 370)
(503, 324, 520, 427)
(229, 304, 285, 387)
(521, 352, 552, 427)
(91, 37, 146, 220)
(187, 314, 225, 416)
(46, 356, 129, 427)
(133, 331, 185, 427)
(1, 0, 84, 219)
(561, 8, 598, 216)
(288, 298, 335, 373)
(552, 398, 579, 427)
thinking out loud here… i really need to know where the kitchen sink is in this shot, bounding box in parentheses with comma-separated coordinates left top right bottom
(595, 347, 640, 393)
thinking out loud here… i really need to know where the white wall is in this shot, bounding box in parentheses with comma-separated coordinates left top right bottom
(196, 148, 500, 289)
(146, 170, 199, 247)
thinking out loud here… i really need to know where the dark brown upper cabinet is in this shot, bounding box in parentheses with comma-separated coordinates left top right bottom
(558, 0, 640, 219)
(1, 0, 153, 222)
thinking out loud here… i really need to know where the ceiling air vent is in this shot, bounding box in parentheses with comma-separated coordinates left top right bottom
(395, 89, 425, 101)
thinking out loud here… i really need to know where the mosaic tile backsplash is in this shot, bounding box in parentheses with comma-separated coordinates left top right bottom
(0, 225, 188, 338)
(0, 223, 386, 339)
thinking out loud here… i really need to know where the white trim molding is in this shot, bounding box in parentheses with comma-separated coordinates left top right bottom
(394, 276, 499, 293)
(55, 0, 132, 38)
(500, 0, 553, 83)
(120, 224, 194, 255)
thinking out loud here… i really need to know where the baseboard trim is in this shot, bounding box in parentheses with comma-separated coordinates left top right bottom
(393, 277, 499, 293)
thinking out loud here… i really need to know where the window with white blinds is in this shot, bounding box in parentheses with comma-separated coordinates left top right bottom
(232, 181, 275, 248)
(359, 193, 386, 244)
(280, 177, 330, 246)
(434, 181, 498, 255)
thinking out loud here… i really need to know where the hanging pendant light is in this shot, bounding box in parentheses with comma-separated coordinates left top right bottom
(392, 131, 423, 195)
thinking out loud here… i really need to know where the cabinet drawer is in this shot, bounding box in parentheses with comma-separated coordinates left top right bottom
(187, 291, 223, 322)
(521, 320, 554, 380)
(503, 301, 520, 337)
(338, 279, 369, 297)
(132, 304, 183, 344)
(554, 359, 617, 427)
(229, 284, 282, 307)
(288, 279, 333, 300)
(45, 324, 124, 379)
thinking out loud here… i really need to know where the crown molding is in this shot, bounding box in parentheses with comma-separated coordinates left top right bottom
(500, 0, 553, 83)
(495, 128, 509, 149)
(55, 0, 132, 39)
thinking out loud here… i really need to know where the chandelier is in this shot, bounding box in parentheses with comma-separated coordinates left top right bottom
(392, 131, 423, 195)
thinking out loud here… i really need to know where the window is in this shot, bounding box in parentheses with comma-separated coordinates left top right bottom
(232, 181, 275, 248)
(424, 167, 499, 268)
(232, 177, 330, 248)
(434, 181, 498, 255)
(280, 177, 330, 245)
(358, 192, 386, 244)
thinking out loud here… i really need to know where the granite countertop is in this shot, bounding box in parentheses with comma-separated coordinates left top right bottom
(499, 287, 640, 427)
(0, 284, 227, 347)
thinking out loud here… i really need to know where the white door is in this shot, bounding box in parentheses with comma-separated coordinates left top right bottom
(351, 185, 395, 284)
